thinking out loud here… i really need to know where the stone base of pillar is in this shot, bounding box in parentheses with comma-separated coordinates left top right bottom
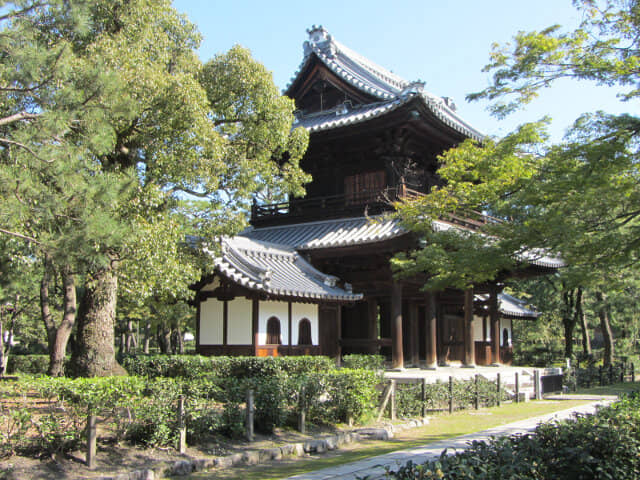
(461, 364, 476, 368)
(388, 367, 406, 372)
(489, 363, 501, 367)
(422, 363, 438, 370)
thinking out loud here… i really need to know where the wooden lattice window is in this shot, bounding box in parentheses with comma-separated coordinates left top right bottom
(344, 171, 386, 205)
(266, 317, 282, 345)
(297, 318, 312, 345)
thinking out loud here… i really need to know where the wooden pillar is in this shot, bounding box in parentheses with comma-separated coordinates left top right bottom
(463, 288, 475, 367)
(409, 302, 419, 367)
(252, 299, 259, 355)
(425, 291, 438, 369)
(367, 298, 379, 354)
(489, 284, 501, 365)
(391, 280, 404, 370)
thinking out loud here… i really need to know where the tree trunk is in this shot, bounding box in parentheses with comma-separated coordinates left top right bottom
(125, 320, 137, 353)
(72, 265, 125, 377)
(576, 287, 591, 356)
(143, 320, 151, 354)
(562, 288, 576, 360)
(40, 257, 77, 377)
(596, 291, 614, 366)
(48, 270, 76, 377)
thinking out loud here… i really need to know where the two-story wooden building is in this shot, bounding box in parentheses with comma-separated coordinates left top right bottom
(194, 26, 560, 368)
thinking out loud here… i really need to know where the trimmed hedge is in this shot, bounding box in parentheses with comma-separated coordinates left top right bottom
(386, 393, 640, 479)
(121, 354, 335, 379)
(342, 354, 385, 371)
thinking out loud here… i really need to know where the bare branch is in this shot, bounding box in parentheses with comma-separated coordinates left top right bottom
(0, 227, 40, 245)
(0, 138, 52, 163)
(0, 2, 44, 22)
(0, 111, 39, 126)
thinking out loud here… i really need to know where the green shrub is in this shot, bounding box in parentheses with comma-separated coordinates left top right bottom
(386, 393, 640, 479)
(6, 355, 50, 375)
(395, 377, 509, 418)
(342, 354, 385, 371)
(312, 369, 379, 424)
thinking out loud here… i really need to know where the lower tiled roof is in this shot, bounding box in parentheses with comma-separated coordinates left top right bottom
(476, 293, 540, 319)
(210, 236, 362, 302)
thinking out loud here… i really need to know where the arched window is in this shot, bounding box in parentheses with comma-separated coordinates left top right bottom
(266, 317, 282, 345)
(502, 328, 510, 347)
(297, 318, 312, 345)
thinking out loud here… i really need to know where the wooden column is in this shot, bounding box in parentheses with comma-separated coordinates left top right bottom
(463, 288, 475, 367)
(424, 291, 438, 369)
(391, 280, 404, 370)
(409, 302, 419, 367)
(252, 299, 259, 354)
(367, 298, 379, 353)
(489, 284, 501, 365)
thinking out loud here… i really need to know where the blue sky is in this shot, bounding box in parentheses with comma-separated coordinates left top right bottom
(172, 0, 632, 142)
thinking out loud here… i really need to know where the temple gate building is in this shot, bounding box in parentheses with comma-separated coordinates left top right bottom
(194, 26, 560, 368)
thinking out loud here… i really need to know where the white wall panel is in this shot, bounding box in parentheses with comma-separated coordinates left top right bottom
(200, 298, 223, 345)
(228, 298, 252, 345)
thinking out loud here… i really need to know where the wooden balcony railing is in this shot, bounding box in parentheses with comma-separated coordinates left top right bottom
(250, 184, 501, 228)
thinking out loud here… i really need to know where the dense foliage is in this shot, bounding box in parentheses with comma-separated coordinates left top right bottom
(385, 393, 640, 479)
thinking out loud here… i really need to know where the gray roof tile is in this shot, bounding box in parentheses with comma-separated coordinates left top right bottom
(287, 26, 484, 141)
(211, 236, 362, 302)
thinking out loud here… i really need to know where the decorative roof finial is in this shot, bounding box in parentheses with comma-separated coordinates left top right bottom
(306, 25, 331, 44)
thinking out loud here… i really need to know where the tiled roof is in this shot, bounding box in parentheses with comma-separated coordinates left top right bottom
(294, 99, 405, 133)
(287, 26, 484, 141)
(210, 236, 362, 302)
(476, 293, 540, 319)
(241, 216, 408, 250)
(243, 215, 563, 270)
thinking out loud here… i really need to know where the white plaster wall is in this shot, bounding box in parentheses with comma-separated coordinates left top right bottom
(291, 303, 319, 345)
(258, 301, 289, 345)
(200, 298, 223, 345)
(227, 297, 252, 345)
(500, 318, 512, 346)
(472, 315, 484, 342)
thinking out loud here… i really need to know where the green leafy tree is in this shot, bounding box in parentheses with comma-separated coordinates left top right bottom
(394, 0, 640, 364)
(0, 0, 309, 376)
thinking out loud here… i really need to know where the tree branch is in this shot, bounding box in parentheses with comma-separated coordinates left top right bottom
(0, 111, 39, 126)
(0, 227, 40, 245)
(0, 138, 52, 163)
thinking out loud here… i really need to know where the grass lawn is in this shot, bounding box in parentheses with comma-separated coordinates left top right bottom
(576, 381, 640, 396)
(183, 398, 592, 480)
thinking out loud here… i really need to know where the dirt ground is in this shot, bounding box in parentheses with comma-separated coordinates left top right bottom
(0, 411, 345, 480)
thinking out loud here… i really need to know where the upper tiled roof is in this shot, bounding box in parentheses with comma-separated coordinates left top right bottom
(287, 25, 484, 141)
(241, 215, 408, 250)
(210, 236, 362, 302)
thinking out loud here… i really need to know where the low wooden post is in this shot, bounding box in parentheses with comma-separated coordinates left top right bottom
(474, 374, 479, 410)
(421, 378, 427, 418)
(246, 389, 254, 442)
(533, 370, 541, 400)
(177, 395, 186, 454)
(496, 373, 501, 407)
(86, 413, 97, 469)
(632, 363, 636, 383)
(515, 372, 520, 404)
(390, 380, 397, 421)
(298, 386, 306, 434)
(448, 376, 453, 414)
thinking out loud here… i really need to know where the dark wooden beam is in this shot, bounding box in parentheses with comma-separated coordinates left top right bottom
(425, 291, 438, 369)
